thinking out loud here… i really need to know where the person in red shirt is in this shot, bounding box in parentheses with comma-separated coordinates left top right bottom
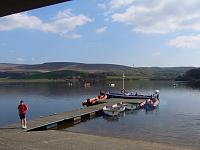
(18, 100, 28, 129)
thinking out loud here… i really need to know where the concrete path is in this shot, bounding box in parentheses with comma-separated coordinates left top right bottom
(0, 130, 198, 150)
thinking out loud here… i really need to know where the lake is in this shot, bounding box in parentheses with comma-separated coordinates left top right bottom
(0, 81, 200, 148)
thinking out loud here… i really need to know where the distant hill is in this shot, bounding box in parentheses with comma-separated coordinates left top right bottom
(176, 68, 200, 81)
(0, 62, 195, 80)
(0, 63, 24, 71)
(0, 62, 134, 73)
(135, 67, 195, 80)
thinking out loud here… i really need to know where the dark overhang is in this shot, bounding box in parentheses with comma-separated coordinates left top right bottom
(0, 0, 72, 17)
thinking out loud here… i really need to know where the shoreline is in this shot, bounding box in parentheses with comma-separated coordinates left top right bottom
(0, 79, 67, 83)
(0, 78, 183, 83)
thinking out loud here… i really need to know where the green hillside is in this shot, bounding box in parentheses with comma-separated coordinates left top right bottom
(0, 62, 195, 81)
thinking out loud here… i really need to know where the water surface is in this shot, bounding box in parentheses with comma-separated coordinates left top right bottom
(0, 81, 200, 148)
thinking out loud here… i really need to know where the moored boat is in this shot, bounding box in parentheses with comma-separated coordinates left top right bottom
(100, 91, 154, 99)
(82, 95, 107, 106)
(140, 98, 159, 109)
(122, 103, 137, 110)
(103, 106, 120, 116)
(112, 103, 125, 112)
(100, 89, 160, 100)
(100, 73, 160, 100)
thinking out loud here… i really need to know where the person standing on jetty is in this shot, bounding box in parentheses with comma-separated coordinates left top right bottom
(18, 100, 28, 129)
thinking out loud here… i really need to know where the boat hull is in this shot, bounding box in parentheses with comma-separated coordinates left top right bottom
(123, 103, 137, 110)
(82, 95, 107, 106)
(104, 92, 152, 99)
(103, 106, 119, 116)
(140, 98, 159, 109)
(112, 104, 125, 112)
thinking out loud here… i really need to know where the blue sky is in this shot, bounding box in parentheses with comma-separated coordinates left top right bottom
(1, 0, 200, 67)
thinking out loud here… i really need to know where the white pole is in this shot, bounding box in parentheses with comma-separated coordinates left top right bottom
(123, 72, 125, 90)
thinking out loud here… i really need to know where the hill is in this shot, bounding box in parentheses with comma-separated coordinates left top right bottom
(0, 62, 195, 81)
(176, 68, 200, 81)
(0, 62, 132, 73)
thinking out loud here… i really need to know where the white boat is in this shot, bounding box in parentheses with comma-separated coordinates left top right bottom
(122, 103, 137, 110)
(109, 83, 115, 87)
(103, 106, 119, 116)
(112, 103, 125, 112)
(140, 98, 159, 109)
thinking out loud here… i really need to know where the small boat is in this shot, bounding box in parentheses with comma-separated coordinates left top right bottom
(112, 103, 125, 112)
(103, 106, 120, 116)
(100, 89, 160, 100)
(140, 98, 159, 109)
(82, 95, 107, 106)
(100, 91, 153, 99)
(109, 83, 115, 87)
(100, 73, 159, 100)
(122, 103, 137, 110)
(84, 82, 91, 88)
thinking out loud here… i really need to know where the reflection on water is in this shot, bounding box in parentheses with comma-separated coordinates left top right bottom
(102, 109, 139, 122)
(1, 81, 200, 148)
(0, 82, 106, 126)
(66, 107, 200, 148)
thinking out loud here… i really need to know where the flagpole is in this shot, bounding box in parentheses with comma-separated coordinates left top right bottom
(123, 72, 125, 90)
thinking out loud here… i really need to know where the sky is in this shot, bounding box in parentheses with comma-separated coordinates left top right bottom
(1, 0, 200, 67)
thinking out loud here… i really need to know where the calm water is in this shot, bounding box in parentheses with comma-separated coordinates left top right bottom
(0, 81, 200, 147)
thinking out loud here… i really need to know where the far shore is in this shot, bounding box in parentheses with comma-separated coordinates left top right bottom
(0, 78, 180, 83)
(0, 79, 68, 83)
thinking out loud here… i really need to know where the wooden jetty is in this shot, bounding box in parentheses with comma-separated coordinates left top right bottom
(25, 98, 144, 131)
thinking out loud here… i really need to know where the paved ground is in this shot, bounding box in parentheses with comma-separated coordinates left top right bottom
(0, 129, 198, 150)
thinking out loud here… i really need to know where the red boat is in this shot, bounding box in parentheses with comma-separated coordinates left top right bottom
(82, 95, 107, 106)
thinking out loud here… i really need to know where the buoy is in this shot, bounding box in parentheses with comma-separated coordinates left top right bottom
(109, 83, 115, 87)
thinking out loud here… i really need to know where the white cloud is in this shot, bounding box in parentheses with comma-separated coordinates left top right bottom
(109, 0, 136, 10)
(0, 9, 92, 38)
(107, 0, 200, 34)
(169, 35, 200, 49)
(16, 58, 25, 62)
(0, 13, 42, 31)
(96, 26, 107, 33)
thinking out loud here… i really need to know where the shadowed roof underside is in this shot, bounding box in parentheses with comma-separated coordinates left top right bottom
(0, 0, 71, 17)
